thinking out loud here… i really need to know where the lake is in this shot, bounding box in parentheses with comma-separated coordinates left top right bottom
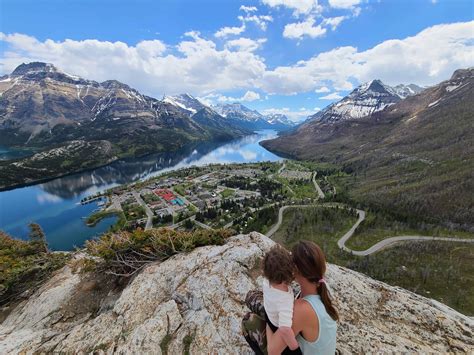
(0, 130, 281, 250)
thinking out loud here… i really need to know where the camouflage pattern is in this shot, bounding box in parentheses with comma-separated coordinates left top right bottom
(245, 289, 265, 318)
(242, 289, 267, 354)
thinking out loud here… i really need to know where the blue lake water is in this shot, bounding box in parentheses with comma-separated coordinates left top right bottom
(0, 130, 281, 250)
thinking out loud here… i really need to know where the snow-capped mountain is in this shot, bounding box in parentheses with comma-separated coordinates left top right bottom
(162, 93, 208, 116)
(393, 84, 424, 99)
(0, 62, 246, 147)
(213, 103, 264, 122)
(213, 103, 293, 131)
(308, 80, 424, 123)
(264, 113, 295, 130)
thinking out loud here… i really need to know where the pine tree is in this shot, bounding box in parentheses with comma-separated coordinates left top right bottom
(28, 223, 49, 253)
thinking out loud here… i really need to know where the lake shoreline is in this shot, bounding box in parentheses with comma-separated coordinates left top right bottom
(0, 134, 251, 193)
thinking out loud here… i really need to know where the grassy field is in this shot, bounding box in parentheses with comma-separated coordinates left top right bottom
(270, 206, 474, 315)
(220, 188, 235, 199)
(86, 210, 120, 227)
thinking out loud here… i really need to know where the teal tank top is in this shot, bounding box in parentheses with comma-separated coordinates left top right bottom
(296, 294, 337, 354)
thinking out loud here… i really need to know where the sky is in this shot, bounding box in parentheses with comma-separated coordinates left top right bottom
(1, 0, 473, 121)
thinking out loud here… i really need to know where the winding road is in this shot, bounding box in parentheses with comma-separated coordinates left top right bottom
(312, 172, 325, 199)
(266, 179, 474, 255)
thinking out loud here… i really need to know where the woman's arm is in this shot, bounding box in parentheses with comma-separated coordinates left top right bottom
(266, 301, 307, 355)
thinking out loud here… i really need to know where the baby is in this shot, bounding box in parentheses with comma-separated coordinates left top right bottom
(262, 244, 301, 353)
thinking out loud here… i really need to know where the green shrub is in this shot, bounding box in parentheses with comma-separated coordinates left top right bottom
(85, 228, 233, 277)
(0, 226, 69, 306)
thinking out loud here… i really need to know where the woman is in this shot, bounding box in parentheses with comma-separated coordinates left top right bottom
(242, 240, 338, 354)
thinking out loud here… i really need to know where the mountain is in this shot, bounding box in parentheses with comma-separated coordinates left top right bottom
(307, 80, 424, 124)
(262, 69, 473, 228)
(0, 62, 247, 189)
(190, 107, 250, 138)
(213, 103, 294, 131)
(264, 113, 295, 130)
(1, 232, 472, 353)
(0, 62, 208, 145)
(162, 93, 208, 117)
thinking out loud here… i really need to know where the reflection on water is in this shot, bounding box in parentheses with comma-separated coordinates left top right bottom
(0, 145, 36, 160)
(0, 130, 281, 250)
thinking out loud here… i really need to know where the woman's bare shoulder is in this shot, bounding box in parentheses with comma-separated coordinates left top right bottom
(294, 298, 314, 314)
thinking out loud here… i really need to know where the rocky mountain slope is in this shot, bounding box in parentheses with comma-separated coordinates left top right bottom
(214, 103, 294, 131)
(0, 233, 472, 353)
(262, 69, 474, 228)
(307, 80, 423, 124)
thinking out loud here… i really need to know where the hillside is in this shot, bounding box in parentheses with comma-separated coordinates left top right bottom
(262, 69, 474, 229)
(0, 232, 472, 353)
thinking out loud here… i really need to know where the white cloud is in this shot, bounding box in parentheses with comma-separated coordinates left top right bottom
(1, 21, 473, 98)
(215, 25, 246, 38)
(315, 86, 330, 93)
(328, 0, 361, 9)
(225, 37, 266, 52)
(239, 14, 274, 31)
(283, 18, 326, 39)
(214, 6, 271, 37)
(261, 21, 474, 93)
(261, 0, 322, 16)
(240, 5, 258, 12)
(352, 6, 362, 17)
(319, 92, 343, 100)
(322, 16, 347, 31)
(242, 90, 261, 101)
(199, 90, 261, 104)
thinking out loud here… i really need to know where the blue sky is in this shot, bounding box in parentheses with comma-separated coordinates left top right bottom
(1, 0, 473, 121)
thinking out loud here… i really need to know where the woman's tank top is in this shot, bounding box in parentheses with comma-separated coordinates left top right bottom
(296, 294, 337, 354)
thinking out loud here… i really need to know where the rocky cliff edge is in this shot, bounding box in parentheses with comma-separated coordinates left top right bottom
(0, 233, 472, 353)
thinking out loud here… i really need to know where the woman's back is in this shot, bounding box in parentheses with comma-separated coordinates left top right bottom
(296, 294, 337, 355)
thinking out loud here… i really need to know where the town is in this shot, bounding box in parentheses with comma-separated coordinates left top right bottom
(84, 160, 334, 234)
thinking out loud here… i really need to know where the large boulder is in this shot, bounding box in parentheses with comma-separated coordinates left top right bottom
(0, 232, 472, 353)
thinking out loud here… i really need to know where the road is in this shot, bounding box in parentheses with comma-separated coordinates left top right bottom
(170, 215, 212, 230)
(312, 171, 325, 199)
(132, 191, 154, 231)
(266, 204, 315, 237)
(277, 161, 286, 175)
(266, 168, 474, 254)
(345, 235, 474, 256)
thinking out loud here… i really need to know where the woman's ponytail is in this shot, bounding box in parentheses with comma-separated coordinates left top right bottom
(318, 282, 339, 321)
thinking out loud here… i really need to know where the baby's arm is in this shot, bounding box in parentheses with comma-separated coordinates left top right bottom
(278, 301, 299, 350)
(277, 326, 299, 350)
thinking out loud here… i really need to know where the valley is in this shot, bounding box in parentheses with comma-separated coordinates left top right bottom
(262, 68, 474, 231)
(78, 160, 474, 314)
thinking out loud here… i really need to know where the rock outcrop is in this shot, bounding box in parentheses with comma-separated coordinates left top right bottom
(0, 233, 473, 353)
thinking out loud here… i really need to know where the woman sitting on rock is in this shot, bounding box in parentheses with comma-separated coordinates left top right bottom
(242, 240, 338, 354)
